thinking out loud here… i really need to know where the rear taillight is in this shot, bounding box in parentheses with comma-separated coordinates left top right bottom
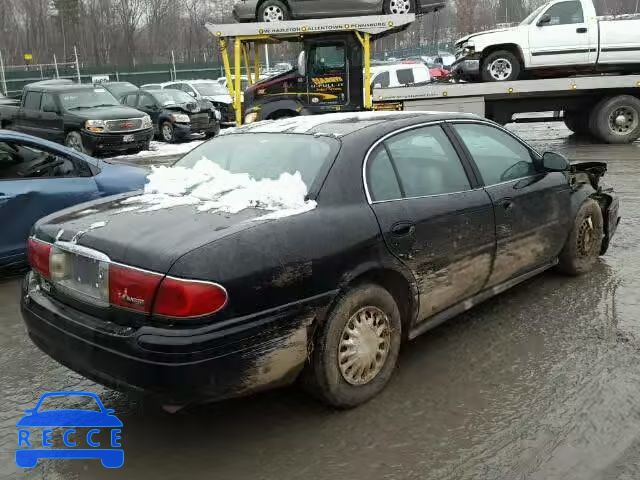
(153, 277, 227, 318)
(109, 263, 163, 313)
(27, 238, 52, 279)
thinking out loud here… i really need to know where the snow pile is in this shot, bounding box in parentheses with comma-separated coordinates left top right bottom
(121, 158, 316, 219)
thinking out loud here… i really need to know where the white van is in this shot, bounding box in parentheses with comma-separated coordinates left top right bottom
(370, 63, 431, 88)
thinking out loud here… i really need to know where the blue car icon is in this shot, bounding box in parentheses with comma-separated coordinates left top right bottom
(16, 391, 123, 468)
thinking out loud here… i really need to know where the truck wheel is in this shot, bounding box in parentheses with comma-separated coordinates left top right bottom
(481, 50, 521, 82)
(563, 110, 590, 135)
(557, 199, 604, 276)
(161, 122, 175, 143)
(383, 0, 415, 14)
(302, 283, 402, 408)
(65, 131, 93, 155)
(589, 95, 640, 144)
(257, 0, 290, 21)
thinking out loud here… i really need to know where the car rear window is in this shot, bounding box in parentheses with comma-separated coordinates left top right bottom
(175, 133, 339, 190)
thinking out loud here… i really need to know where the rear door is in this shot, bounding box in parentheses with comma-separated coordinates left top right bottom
(0, 139, 99, 267)
(366, 123, 496, 321)
(450, 121, 571, 287)
(528, 0, 593, 66)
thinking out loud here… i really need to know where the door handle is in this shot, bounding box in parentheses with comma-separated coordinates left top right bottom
(501, 199, 514, 211)
(390, 222, 415, 237)
(576, 27, 587, 33)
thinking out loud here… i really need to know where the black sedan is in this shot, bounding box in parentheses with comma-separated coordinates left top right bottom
(120, 89, 221, 142)
(233, 0, 445, 22)
(20, 112, 620, 408)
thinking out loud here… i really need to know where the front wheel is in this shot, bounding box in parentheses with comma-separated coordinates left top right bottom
(160, 122, 175, 143)
(383, 0, 415, 14)
(481, 50, 521, 82)
(65, 131, 93, 155)
(302, 283, 402, 408)
(257, 0, 290, 22)
(557, 199, 604, 275)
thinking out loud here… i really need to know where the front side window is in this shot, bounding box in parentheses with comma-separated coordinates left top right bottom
(396, 69, 415, 86)
(23, 92, 42, 110)
(309, 45, 346, 76)
(453, 123, 538, 185)
(372, 72, 390, 88)
(543, 1, 584, 25)
(366, 125, 471, 200)
(138, 94, 155, 109)
(0, 142, 86, 179)
(124, 94, 138, 107)
(40, 94, 57, 113)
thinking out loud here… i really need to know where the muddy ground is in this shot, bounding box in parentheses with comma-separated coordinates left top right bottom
(1, 122, 639, 480)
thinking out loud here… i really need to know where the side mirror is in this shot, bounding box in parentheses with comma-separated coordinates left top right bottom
(297, 51, 306, 77)
(537, 13, 551, 26)
(187, 91, 196, 98)
(542, 151, 570, 171)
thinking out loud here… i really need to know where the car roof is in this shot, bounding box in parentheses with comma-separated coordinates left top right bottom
(225, 111, 480, 137)
(26, 83, 101, 93)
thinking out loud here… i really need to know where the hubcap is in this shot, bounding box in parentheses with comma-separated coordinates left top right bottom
(66, 134, 82, 152)
(263, 5, 284, 21)
(577, 216, 596, 256)
(388, 0, 412, 14)
(488, 58, 513, 81)
(338, 306, 391, 386)
(162, 125, 173, 141)
(608, 106, 638, 135)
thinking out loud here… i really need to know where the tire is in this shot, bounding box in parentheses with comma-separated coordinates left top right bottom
(65, 130, 93, 155)
(161, 121, 175, 143)
(563, 110, 590, 135)
(481, 50, 521, 82)
(383, 0, 415, 14)
(205, 124, 220, 138)
(257, 0, 290, 22)
(302, 283, 402, 408)
(557, 199, 604, 275)
(588, 95, 640, 144)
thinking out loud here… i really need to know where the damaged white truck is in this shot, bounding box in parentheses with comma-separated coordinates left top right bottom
(452, 0, 640, 82)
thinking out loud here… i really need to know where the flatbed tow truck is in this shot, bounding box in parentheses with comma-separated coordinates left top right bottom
(206, 13, 640, 143)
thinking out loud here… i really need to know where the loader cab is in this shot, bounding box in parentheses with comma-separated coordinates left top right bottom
(244, 33, 364, 121)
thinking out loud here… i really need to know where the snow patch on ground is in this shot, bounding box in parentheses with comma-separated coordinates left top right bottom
(120, 159, 316, 219)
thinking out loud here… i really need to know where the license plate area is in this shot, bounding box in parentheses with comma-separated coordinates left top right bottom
(122, 134, 135, 143)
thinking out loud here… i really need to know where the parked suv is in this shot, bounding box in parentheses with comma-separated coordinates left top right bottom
(0, 82, 153, 155)
(159, 80, 234, 127)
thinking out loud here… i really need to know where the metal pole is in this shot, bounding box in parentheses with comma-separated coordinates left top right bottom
(171, 50, 177, 81)
(0, 51, 7, 96)
(39, 64, 43, 79)
(234, 37, 242, 126)
(53, 54, 60, 78)
(264, 44, 270, 71)
(74, 46, 81, 83)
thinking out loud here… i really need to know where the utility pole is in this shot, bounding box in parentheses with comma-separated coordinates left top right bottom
(53, 54, 60, 78)
(0, 50, 7, 96)
(74, 46, 80, 83)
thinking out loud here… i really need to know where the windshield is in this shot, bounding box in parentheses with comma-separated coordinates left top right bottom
(60, 89, 120, 109)
(520, 4, 546, 25)
(175, 133, 338, 190)
(193, 82, 228, 96)
(152, 89, 194, 105)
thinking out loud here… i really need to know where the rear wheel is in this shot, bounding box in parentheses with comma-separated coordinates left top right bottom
(257, 0, 290, 22)
(557, 199, 604, 275)
(589, 95, 640, 144)
(481, 50, 521, 82)
(302, 283, 402, 408)
(383, 0, 415, 14)
(65, 130, 93, 155)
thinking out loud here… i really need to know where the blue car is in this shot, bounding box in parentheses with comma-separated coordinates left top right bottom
(0, 130, 147, 270)
(16, 391, 124, 468)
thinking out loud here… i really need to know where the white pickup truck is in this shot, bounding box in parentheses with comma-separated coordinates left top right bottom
(452, 0, 640, 81)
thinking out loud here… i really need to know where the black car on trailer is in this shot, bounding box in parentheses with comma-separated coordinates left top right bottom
(120, 89, 221, 142)
(20, 112, 620, 408)
(0, 82, 153, 155)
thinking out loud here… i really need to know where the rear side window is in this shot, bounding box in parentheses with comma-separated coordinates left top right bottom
(395, 69, 415, 86)
(367, 147, 402, 201)
(23, 91, 42, 110)
(372, 72, 390, 88)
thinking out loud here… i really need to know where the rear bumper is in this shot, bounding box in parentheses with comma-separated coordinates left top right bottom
(21, 273, 330, 403)
(81, 129, 153, 152)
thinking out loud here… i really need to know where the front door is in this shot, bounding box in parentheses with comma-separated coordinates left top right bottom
(306, 42, 349, 110)
(38, 93, 65, 142)
(18, 91, 43, 136)
(450, 122, 571, 287)
(366, 124, 496, 321)
(0, 140, 99, 267)
(528, 0, 594, 67)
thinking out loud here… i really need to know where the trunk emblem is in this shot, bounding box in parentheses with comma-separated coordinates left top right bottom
(120, 289, 145, 306)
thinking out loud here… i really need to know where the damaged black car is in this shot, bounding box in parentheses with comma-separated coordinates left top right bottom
(120, 88, 221, 142)
(20, 112, 620, 409)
